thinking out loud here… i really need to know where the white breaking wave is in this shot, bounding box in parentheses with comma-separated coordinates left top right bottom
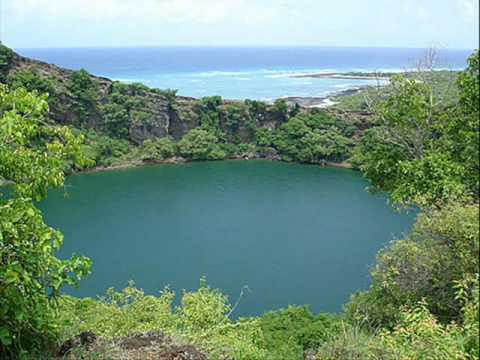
(195, 71, 252, 77)
(262, 69, 338, 78)
(333, 84, 354, 89)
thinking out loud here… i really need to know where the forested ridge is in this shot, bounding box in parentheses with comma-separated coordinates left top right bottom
(0, 45, 478, 359)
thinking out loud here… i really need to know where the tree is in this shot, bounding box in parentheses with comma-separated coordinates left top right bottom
(354, 50, 479, 208)
(272, 99, 289, 122)
(68, 69, 99, 121)
(0, 85, 91, 358)
(140, 137, 176, 161)
(272, 112, 354, 163)
(447, 50, 479, 198)
(178, 128, 226, 160)
(0, 45, 14, 82)
(8, 70, 58, 108)
(346, 202, 479, 329)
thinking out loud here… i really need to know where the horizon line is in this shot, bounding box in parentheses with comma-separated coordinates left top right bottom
(10, 44, 477, 52)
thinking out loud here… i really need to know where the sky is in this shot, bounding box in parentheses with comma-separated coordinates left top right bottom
(1, 0, 478, 49)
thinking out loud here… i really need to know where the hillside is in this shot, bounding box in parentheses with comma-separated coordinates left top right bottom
(1, 45, 291, 143)
(1, 45, 477, 360)
(0, 45, 375, 171)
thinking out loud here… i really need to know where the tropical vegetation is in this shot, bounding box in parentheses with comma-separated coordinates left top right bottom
(0, 44, 478, 359)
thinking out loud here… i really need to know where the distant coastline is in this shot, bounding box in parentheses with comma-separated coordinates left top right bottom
(282, 84, 373, 108)
(281, 71, 390, 107)
(289, 72, 390, 81)
(18, 46, 470, 100)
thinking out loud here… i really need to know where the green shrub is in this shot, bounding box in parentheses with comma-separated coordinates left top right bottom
(225, 104, 248, 142)
(353, 52, 479, 208)
(8, 70, 58, 107)
(272, 112, 354, 163)
(100, 81, 149, 139)
(346, 202, 479, 328)
(197, 96, 226, 140)
(0, 45, 14, 82)
(315, 325, 386, 360)
(68, 69, 99, 121)
(245, 99, 267, 120)
(58, 281, 266, 360)
(78, 130, 133, 167)
(102, 102, 130, 138)
(272, 99, 289, 122)
(140, 137, 177, 161)
(260, 306, 341, 359)
(317, 305, 469, 360)
(178, 128, 226, 160)
(236, 143, 256, 157)
(377, 304, 468, 360)
(0, 85, 91, 358)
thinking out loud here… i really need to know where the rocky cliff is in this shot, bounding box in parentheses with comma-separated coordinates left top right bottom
(2, 46, 293, 144)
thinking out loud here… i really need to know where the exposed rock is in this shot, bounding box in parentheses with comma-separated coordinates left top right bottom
(56, 332, 207, 360)
(57, 331, 97, 357)
(304, 349, 317, 360)
(159, 345, 207, 360)
(119, 332, 167, 350)
(257, 147, 281, 161)
(5, 49, 289, 143)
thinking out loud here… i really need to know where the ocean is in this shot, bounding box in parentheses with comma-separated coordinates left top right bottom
(16, 47, 472, 100)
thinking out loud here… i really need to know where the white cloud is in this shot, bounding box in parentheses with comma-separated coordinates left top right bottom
(458, 0, 478, 17)
(2, 0, 478, 48)
(4, 0, 277, 25)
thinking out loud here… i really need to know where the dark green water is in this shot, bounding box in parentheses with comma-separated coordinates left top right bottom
(40, 161, 414, 317)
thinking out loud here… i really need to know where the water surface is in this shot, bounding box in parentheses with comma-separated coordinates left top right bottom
(17, 47, 470, 100)
(40, 161, 415, 316)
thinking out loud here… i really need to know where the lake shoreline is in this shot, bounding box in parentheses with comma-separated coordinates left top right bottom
(73, 156, 354, 176)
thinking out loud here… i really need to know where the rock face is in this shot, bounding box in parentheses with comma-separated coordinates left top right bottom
(56, 331, 208, 359)
(5, 49, 287, 143)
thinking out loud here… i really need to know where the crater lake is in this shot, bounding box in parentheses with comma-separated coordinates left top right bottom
(39, 161, 415, 317)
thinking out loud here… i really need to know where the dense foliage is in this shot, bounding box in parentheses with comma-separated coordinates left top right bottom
(58, 282, 267, 360)
(260, 306, 340, 359)
(140, 137, 177, 161)
(8, 70, 58, 108)
(337, 50, 480, 359)
(317, 300, 477, 360)
(0, 45, 14, 82)
(101, 82, 152, 139)
(68, 69, 99, 122)
(354, 51, 479, 208)
(268, 111, 355, 163)
(178, 128, 226, 160)
(346, 202, 479, 328)
(0, 85, 91, 358)
(0, 47, 478, 359)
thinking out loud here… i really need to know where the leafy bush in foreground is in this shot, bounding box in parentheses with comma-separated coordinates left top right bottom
(346, 202, 479, 329)
(58, 281, 266, 360)
(260, 306, 341, 359)
(0, 85, 91, 358)
(354, 51, 479, 208)
(317, 304, 470, 360)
